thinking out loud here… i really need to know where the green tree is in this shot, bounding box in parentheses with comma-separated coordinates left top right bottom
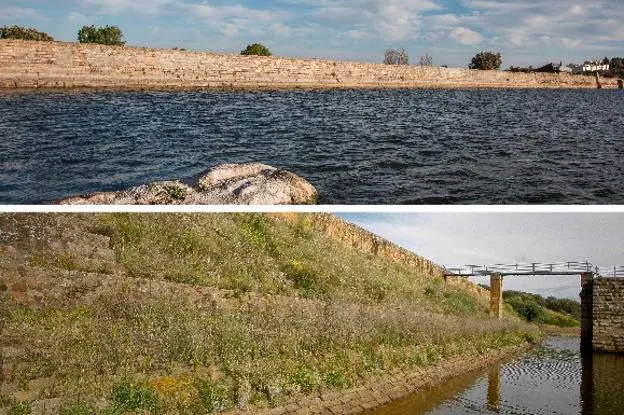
(0, 26, 53, 41)
(506, 297, 546, 322)
(78, 25, 125, 46)
(240, 43, 272, 56)
(469, 51, 502, 70)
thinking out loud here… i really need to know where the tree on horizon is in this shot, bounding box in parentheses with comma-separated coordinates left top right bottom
(78, 25, 125, 46)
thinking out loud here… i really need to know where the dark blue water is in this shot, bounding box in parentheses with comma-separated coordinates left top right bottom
(1, 89, 623, 204)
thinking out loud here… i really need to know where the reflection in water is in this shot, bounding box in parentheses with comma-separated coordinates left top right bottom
(582, 353, 624, 415)
(486, 364, 500, 413)
(366, 337, 624, 415)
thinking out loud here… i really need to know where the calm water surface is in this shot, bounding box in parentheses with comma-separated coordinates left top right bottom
(367, 336, 624, 415)
(1, 89, 623, 204)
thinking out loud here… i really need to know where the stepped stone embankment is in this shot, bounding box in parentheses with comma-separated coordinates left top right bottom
(57, 163, 318, 205)
(0, 40, 618, 90)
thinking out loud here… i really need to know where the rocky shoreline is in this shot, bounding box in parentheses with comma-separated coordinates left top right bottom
(57, 163, 318, 205)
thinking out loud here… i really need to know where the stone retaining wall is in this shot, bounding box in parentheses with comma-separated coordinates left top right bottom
(581, 276, 624, 354)
(300, 214, 488, 298)
(0, 40, 618, 90)
(304, 214, 445, 278)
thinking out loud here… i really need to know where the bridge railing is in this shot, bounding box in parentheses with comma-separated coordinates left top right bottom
(444, 262, 624, 277)
(595, 266, 624, 278)
(443, 261, 596, 277)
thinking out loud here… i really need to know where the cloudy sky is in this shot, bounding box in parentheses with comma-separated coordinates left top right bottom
(1, 0, 622, 68)
(340, 213, 624, 299)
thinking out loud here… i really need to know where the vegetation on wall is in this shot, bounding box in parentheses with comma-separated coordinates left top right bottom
(240, 43, 272, 56)
(0, 213, 538, 413)
(469, 51, 502, 70)
(77, 25, 125, 46)
(0, 26, 53, 41)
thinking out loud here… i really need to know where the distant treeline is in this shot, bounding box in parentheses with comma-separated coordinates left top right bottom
(503, 290, 580, 327)
(479, 285, 580, 327)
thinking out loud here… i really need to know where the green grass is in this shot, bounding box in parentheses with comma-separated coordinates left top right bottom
(107, 378, 161, 414)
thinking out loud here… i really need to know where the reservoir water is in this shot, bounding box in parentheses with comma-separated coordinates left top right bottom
(367, 336, 624, 415)
(1, 89, 623, 204)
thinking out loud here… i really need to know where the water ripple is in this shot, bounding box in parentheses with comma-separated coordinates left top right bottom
(1, 89, 623, 204)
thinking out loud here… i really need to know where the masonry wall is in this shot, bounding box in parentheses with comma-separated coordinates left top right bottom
(298, 213, 489, 298)
(305, 213, 445, 278)
(1, 40, 618, 90)
(591, 278, 624, 353)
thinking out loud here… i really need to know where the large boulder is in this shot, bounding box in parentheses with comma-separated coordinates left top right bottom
(58, 163, 318, 205)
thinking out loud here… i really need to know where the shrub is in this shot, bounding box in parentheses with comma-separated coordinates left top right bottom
(78, 25, 125, 46)
(384, 48, 409, 65)
(240, 43, 272, 56)
(0, 26, 53, 41)
(7, 402, 31, 415)
(108, 378, 160, 414)
(289, 366, 319, 393)
(282, 259, 323, 296)
(418, 54, 433, 67)
(469, 51, 502, 70)
(195, 378, 232, 413)
(506, 297, 545, 322)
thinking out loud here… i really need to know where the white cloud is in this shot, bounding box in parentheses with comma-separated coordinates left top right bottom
(66, 11, 97, 24)
(309, 0, 442, 41)
(450, 27, 482, 44)
(180, 2, 291, 38)
(0, 6, 46, 21)
(82, 0, 175, 16)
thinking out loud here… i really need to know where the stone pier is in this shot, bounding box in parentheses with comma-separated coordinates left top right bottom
(489, 274, 503, 319)
(580, 274, 624, 354)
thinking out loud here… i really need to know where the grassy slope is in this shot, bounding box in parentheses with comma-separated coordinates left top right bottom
(0, 214, 538, 414)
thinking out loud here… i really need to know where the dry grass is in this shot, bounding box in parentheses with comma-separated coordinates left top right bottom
(0, 213, 539, 414)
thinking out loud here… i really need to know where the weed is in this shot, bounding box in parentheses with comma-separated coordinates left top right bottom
(195, 378, 232, 413)
(443, 291, 477, 314)
(242, 214, 279, 257)
(156, 185, 187, 203)
(322, 367, 352, 388)
(59, 403, 95, 415)
(7, 402, 31, 415)
(108, 378, 161, 414)
(282, 260, 324, 297)
(289, 366, 319, 393)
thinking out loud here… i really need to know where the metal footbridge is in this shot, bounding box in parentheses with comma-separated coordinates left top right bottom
(443, 262, 624, 278)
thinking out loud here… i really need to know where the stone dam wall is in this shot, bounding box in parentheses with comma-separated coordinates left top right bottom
(274, 213, 488, 298)
(581, 276, 624, 354)
(0, 40, 619, 90)
(304, 213, 445, 278)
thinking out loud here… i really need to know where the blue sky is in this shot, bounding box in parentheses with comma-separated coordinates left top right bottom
(1, 0, 622, 67)
(340, 213, 624, 299)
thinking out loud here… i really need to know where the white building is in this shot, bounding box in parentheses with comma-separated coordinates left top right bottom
(582, 62, 610, 72)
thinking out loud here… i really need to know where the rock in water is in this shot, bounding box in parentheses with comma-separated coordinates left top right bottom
(58, 163, 318, 205)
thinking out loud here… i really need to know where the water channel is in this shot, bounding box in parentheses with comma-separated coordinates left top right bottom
(366, 337, 624, 415)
